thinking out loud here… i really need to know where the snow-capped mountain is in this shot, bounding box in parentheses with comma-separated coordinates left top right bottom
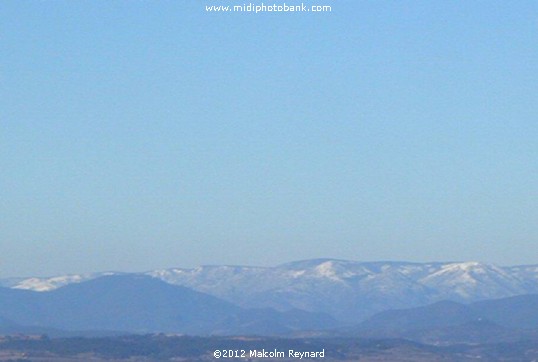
(5, 273, 118, 292)
(2, 259, 538, 323)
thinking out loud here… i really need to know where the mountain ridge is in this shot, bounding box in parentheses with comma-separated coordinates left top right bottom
(2, 259, 538, 323)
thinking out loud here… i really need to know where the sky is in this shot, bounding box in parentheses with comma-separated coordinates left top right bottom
(1, 1, 537, 277)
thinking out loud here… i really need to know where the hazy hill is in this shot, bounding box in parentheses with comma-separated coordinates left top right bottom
(356, 294, 538, 332)
(0, 275, 336, 335)
(338, 294, 538, 344)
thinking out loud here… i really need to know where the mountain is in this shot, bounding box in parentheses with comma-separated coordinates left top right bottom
(3, 259, 538, 323)
(357, 294, 538, 331)
(0, 272, 112, 291)
(148, 259, 538, 322)
(0, 275, 337, 335)
(342, 294, 538, 344)
(472, 294, 538, 329)
(356, 300, 480, 332)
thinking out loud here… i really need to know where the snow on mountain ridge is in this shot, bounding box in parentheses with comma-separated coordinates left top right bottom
(9, 272, 120, 292)
(6, 260, 538, 295)
(418, 262, 531, 300)
(3, 260, 538, 323)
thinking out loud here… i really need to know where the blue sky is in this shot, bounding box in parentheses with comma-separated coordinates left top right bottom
(1, 1, 537, 277)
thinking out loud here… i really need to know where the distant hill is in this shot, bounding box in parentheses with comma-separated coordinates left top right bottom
(0, 275, 336, 336)
(337, 294, 538, 344)
(472, 294, 538, 329)
(357, 300, 480, 332)
(357, 294, 538, 331)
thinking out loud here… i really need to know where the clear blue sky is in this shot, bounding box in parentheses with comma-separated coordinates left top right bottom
(1, 1, 537, 277)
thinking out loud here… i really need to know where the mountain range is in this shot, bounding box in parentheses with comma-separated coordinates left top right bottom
(3, 259, 538, 323)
